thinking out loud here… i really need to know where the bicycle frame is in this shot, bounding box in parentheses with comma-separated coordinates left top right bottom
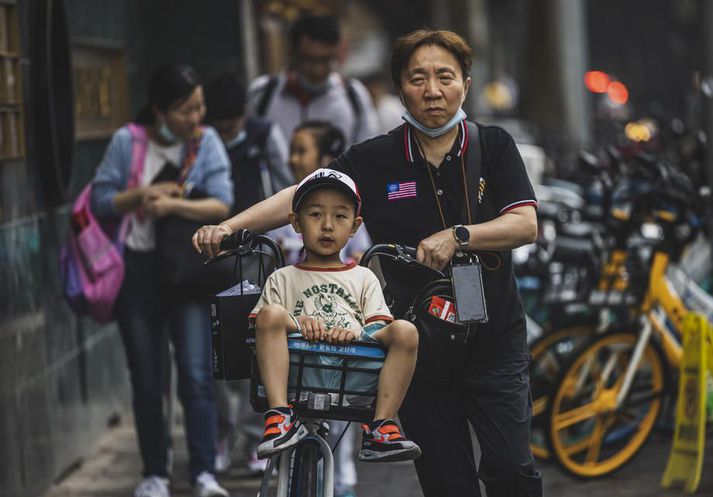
(568, 247, 689, 413)
(613, 250, 689, 409)
(644, 253, 686, 366)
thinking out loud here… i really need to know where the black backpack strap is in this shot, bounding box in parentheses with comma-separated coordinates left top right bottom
(244, 116, 273, 149)
(463, 121, 482, 224)
(344, 78, 362, 142)
(244, 117, 276, 198)
(255, 76, 279, 117)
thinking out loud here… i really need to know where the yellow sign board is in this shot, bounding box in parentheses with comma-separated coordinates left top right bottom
(661, 312, 709, 493)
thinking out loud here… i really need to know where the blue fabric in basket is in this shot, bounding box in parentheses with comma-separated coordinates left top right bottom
(286, 334, 385, 403)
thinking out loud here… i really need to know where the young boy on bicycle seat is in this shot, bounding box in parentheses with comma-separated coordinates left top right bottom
(250, 168, 422, 463)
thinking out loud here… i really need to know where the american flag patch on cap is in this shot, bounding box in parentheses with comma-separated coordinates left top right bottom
(387, 181, 417, 201)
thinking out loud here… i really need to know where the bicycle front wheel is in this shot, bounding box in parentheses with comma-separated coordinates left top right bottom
(529, 324, 595, 460)
(290, 439, 322, 497)
(544, 330, 667, 478)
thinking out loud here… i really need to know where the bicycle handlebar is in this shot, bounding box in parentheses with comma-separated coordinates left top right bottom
(218, 229, 251, 251)
(205, 229, 285, 268)
(360, 243, 445, 279)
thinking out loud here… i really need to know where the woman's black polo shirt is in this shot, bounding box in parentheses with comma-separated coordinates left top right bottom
(331, 121, 537, 366)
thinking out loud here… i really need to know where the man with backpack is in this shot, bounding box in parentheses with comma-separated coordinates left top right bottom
(204, 72, 295, 475)
(205, 73, 294, 216)
(246, 14, 379, 146)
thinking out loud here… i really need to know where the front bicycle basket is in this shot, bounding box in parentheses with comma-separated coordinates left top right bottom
(250, 338, 386, 422)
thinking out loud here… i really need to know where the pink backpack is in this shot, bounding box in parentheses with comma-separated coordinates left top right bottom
(60, 124, 148, 322)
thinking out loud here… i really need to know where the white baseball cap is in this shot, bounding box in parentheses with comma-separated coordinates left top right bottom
(292, 168, 362, 215)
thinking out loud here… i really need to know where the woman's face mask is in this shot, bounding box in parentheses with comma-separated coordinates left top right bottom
(157, 120, 180, 144)
(401, 107, 467, 138)
(399, 44, 471, 136)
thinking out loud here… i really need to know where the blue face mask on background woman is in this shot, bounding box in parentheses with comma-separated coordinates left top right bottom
(401, 107, 467, 138)
(158, 119, 179, 144)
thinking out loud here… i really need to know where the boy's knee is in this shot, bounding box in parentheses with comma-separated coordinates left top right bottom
(389, 320, 419, 350)
(256, 304, 288, 331)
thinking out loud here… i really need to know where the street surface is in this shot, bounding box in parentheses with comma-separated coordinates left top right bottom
(43, 412, 712, 497)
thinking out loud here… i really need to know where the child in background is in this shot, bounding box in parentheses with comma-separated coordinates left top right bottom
(250, 169, 421, 488)
(273, 121, 371, 266)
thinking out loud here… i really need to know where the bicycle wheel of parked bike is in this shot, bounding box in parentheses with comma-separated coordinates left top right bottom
(529, 324, 596, 460)
(290, 439, 322, 497)
(544, 329, 668, 478)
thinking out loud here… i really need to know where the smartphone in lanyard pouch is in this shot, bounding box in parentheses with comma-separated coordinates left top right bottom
(450, 255, 488, 324)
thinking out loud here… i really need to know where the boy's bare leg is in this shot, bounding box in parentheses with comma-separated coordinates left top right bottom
(255, 304, 294, 408)
(371, 320, 419, 420)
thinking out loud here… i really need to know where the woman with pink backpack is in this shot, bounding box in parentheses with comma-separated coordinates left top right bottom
(89, 64, 232, 497)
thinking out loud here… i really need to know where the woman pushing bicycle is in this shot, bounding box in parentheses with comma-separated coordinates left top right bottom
(193, 29, 540, 497)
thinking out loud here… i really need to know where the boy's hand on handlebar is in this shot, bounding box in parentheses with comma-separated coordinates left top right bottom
(324, 327, 358, 345)
(296, 316, 326, 343)
(192, 224, 233, 258)
(416, 229, 458, 271)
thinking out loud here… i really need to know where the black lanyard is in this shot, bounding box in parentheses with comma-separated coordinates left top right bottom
(411, 128, 473, 229)
(413, 123, 501, 271)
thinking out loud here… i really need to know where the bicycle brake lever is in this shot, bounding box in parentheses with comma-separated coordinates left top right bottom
(395, 244, 418, 259)
(394, 248, 445, 278)
(235, 238, 257, 256)
(203, 250, 236, 266)
(206, 230, 258, 265)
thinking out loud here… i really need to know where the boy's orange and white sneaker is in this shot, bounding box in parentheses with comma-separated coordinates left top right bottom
(358, 419, 421, 462)
(256, 406, 308, 459)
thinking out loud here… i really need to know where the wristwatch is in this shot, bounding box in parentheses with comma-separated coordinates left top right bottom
(452, 224, 470, 250)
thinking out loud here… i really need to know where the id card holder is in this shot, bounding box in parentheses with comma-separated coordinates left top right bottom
(450, 255, 488, 324)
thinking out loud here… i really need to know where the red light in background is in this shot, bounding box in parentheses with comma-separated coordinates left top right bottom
(584, 71, 610, 93)
(607, 81, 629, 105)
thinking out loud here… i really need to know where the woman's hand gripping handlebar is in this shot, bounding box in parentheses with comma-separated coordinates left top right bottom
(203, 229, 286, 269)
(192, 224, 233, 259)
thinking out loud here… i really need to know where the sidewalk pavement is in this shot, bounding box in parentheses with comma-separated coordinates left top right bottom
(42, 411, 713, 497)
(41, 412, 422, 497)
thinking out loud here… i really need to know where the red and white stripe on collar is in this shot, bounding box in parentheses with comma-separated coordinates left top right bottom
(403, 120, 468, 163)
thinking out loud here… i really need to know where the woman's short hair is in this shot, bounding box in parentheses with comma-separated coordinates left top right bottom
(390, 29, 473, 89)
(135, 64, 202, 124)
(294, 120, 346, 159)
